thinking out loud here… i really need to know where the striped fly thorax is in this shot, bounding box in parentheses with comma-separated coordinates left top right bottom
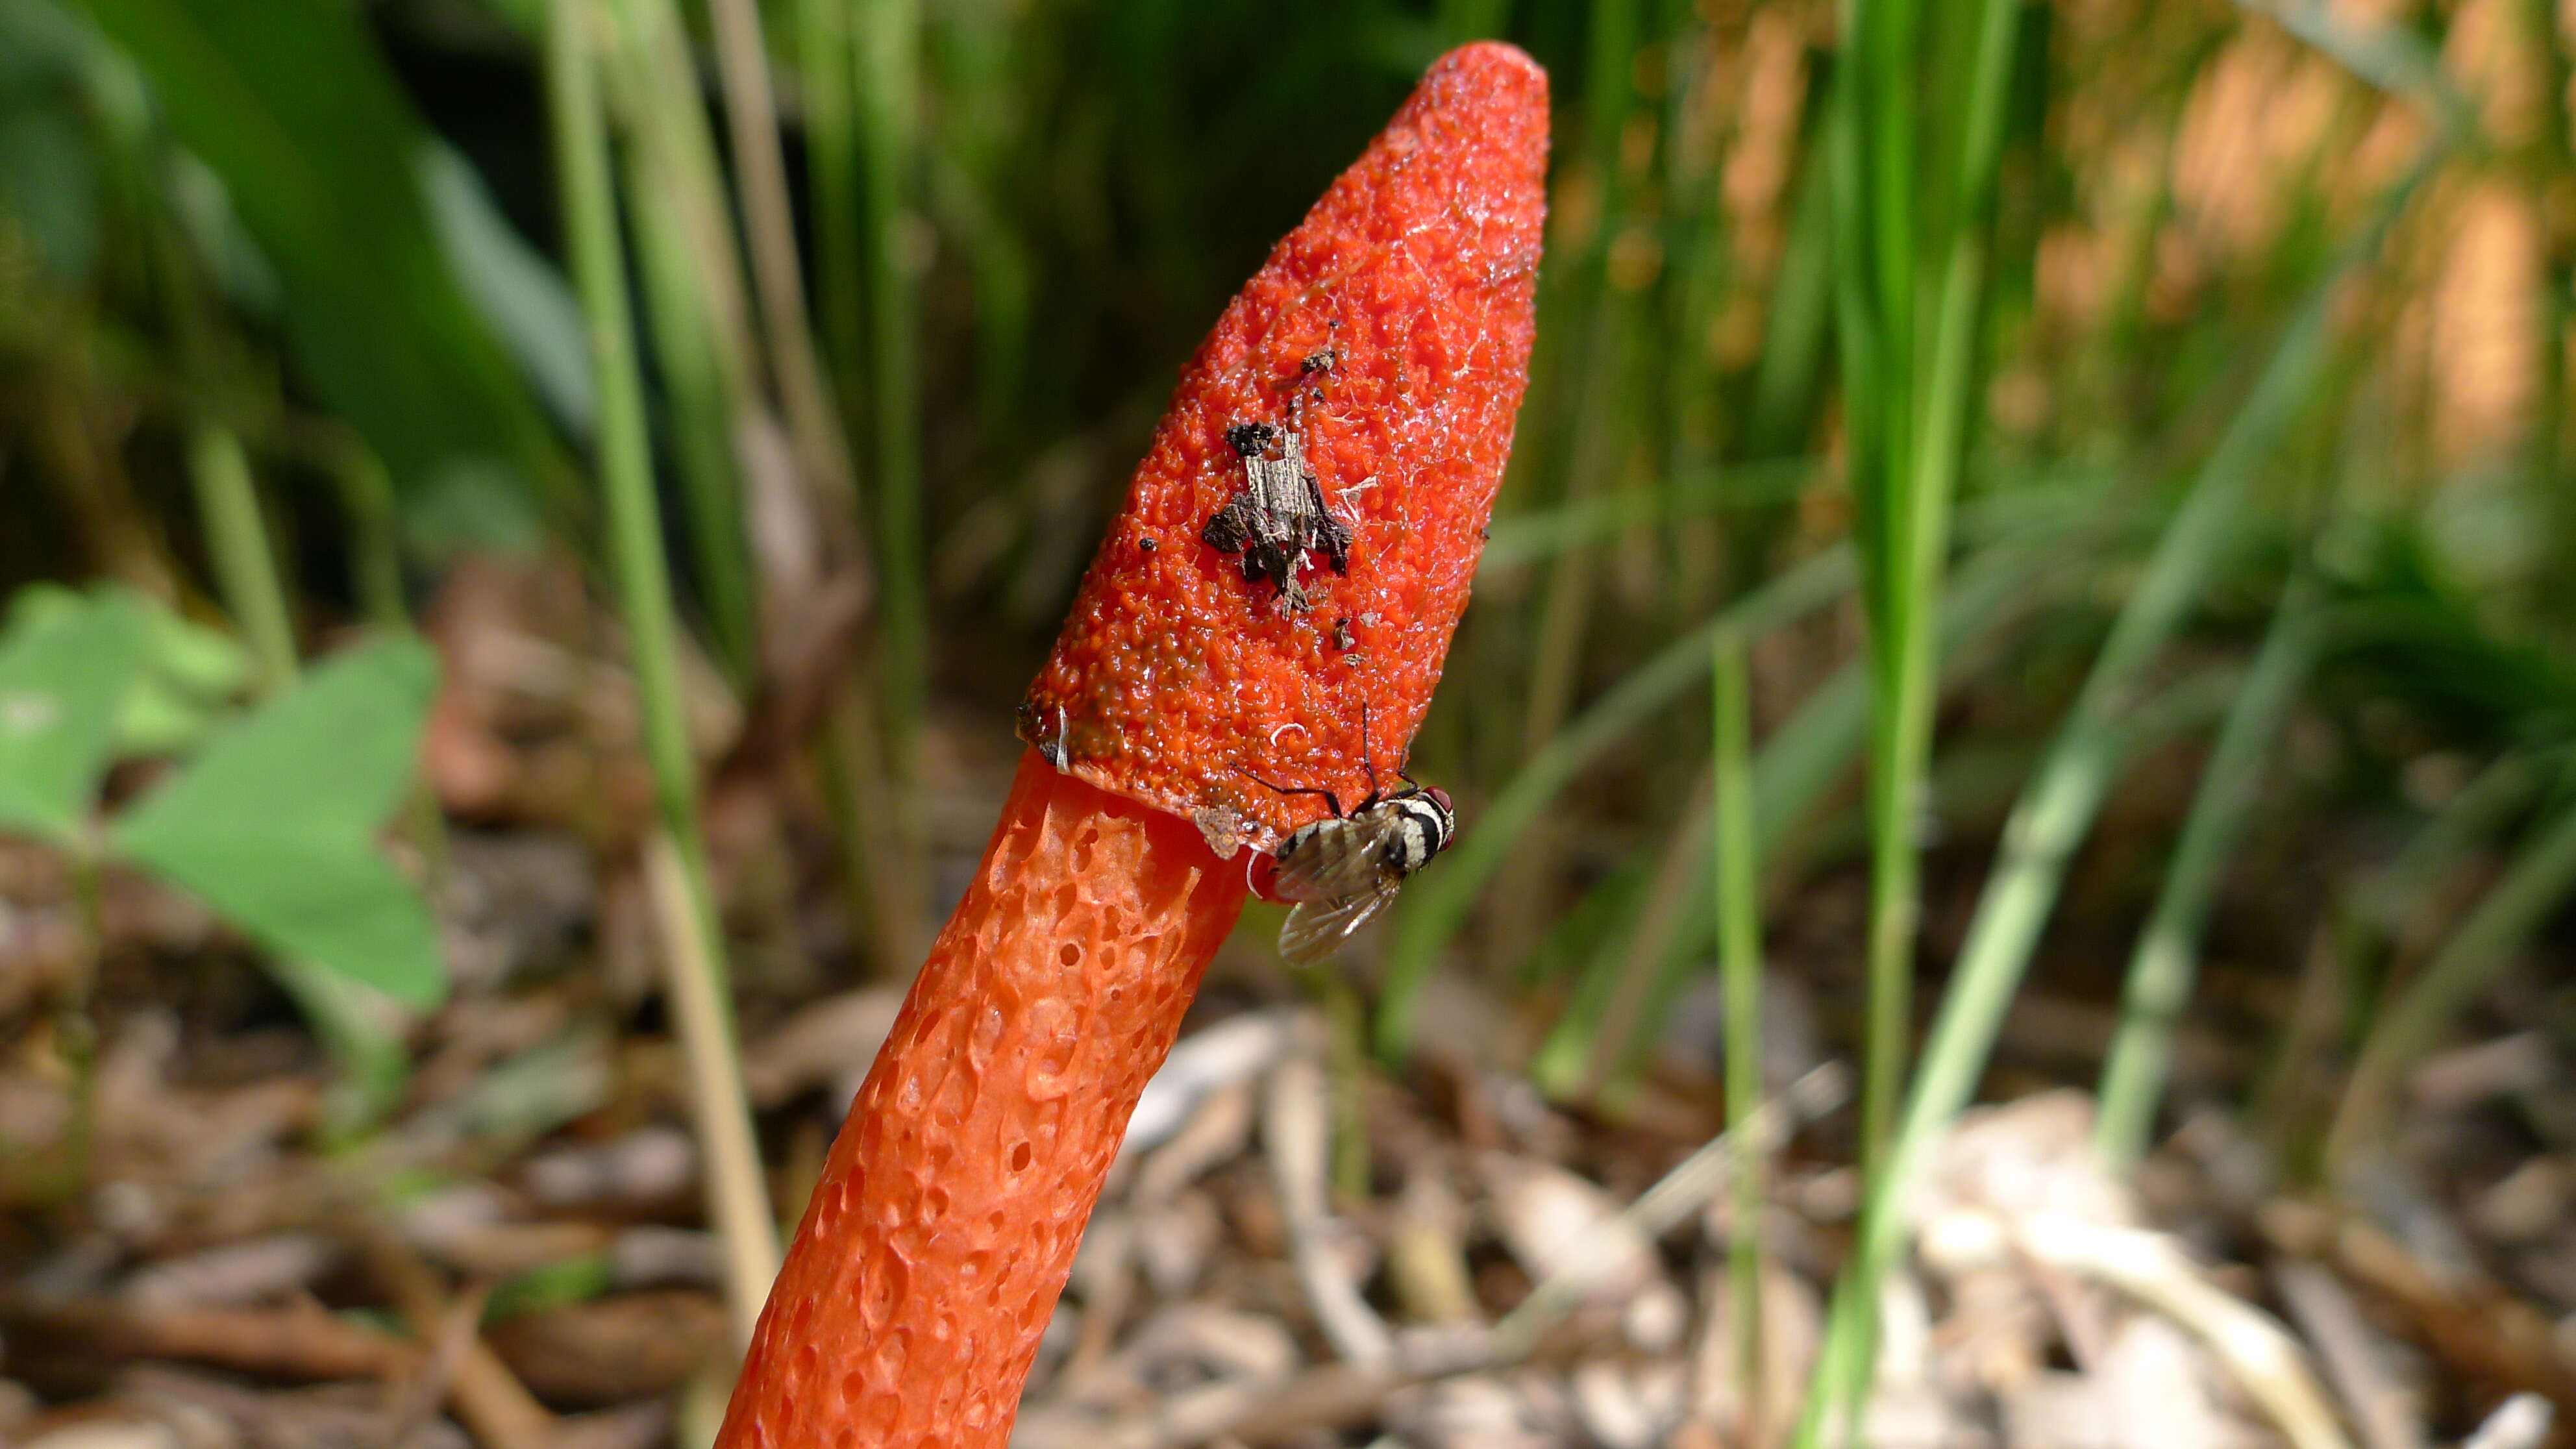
(1266, 783, 1456, 965)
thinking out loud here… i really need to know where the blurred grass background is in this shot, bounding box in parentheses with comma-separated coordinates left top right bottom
(6, 0, 2576, 1423)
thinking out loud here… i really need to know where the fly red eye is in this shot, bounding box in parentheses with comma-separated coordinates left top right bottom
(1426, 787, 1453, 816)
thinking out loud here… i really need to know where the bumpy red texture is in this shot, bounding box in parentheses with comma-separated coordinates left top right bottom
(1021, 42, 1549, 856)
(715, 752, 1246, 1449)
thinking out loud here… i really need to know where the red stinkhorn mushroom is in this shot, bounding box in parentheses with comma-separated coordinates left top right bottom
(717, 42, 1548, 1448)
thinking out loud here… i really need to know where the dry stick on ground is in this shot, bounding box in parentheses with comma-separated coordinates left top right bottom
(2272, 1260, 2427, 1449)
(702, 0, 859, 523)
(349, 1220, 558, 1449)
(1267, 1054, 1396, 1368)
(1102, 1063, 1855, 1449)
(645, 830, 785, 1343)
(1927, 1209, 2352, 1449)
(382, 1280, 493, 1449)
(2264, 1200, 2576, 1422)
(1489, 1064, 1852, 1361)
(710, 44, 1548, 1449)
(0, 1298, 418, 1384)
(112, 1365, 470, 1449)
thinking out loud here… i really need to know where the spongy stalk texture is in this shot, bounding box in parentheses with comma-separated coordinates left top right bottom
(714, 750, 1248, 1448)
(1019, 42, 1549, 856)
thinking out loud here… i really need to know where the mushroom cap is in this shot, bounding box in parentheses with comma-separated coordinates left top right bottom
(1020, 42, 1550, 856)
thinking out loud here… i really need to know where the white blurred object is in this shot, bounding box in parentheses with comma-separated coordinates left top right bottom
(1480, 1152, 1661, 1302)
(19, 1422, 184, 1449)
(738, 987, 904, 1111)
(522, 1125, 697, 1206)
(2459, 1394, 2553, 1449)
(118, 1233, 340, 1312)
(1122, 1009, 1295, 1159)
(1570, 1359, 1687, 1449)
(1386, 1372, 1581, 1449)
(1267, 1054, 1393, 1367)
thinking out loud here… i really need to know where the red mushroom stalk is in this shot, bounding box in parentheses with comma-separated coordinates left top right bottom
(715, 42, 1548, 1448)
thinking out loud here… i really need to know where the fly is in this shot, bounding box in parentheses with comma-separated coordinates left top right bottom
(1202, 418, 1352, 614)
(1239, 710, 1454, 966)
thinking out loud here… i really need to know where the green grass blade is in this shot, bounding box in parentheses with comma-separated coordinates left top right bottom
(545, 0, 778, 1339)
(602, 0, 762, 399)
(2245, 748, 2544, 1150)
(550, 1, 695, 848)
(2359, 750, 2550, 935)
(799, 0, 862, 382)
(2327, 798, 2576, 1167)
(186, 425, 297, 693)
(1849, 0, 2019, 1194)
(1795, 213, 2388, 1447)
(1506, 0, 1650, 900)
(1518, 301, 1638, 763)
(1378, 545, 1860, 1059)
(1746, 156, 1837, 460)
(1384, 482, 2098, 1064)
(1530, 787, 1709, 1098)
(1479, 460, 1818, 575)
(923, 4, 1030, 439)
(1548, 530, 2073, 1102)
(710, 0, 870, 527)
(623, 143, 757, 680)
(857, 0, 928, 749)
(1713, 627, 1767, 1428)
(2095, 587, 2321, 1167)
(321, 439, 410, 631)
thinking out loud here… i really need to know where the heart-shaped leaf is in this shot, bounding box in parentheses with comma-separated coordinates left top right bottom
(114, 636, 447, 1006)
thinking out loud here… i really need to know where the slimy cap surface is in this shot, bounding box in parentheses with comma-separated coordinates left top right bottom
(1019, 42, 1549, 856)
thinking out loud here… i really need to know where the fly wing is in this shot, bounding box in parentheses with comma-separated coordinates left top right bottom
(1269, 819, 1389, 902)
(1278, 878, 1402, 966)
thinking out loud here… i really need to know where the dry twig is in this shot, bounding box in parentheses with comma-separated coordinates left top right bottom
(2273, 1259, 2425, 1449)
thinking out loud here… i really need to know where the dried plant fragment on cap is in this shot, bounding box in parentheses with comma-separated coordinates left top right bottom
(1202, 414, 1352, 615)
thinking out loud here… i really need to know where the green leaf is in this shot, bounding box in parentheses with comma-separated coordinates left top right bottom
(10, 582, 253, 755)
(267, 952, 412, 1140)
(0, 100, 101, 280)
(0, 0, 105, 286)
(0, 585, 146, 844)
(113, 636, 447, 1006)
(69, 0, 556, 537)
(419, 143, 595, 440)
(484, 1254, 613, 1323)
(118, 593, 251, 754)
